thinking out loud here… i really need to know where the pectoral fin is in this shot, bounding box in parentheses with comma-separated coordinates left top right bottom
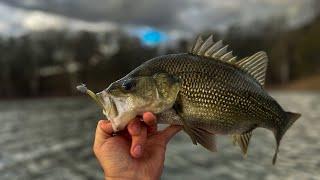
(190, 127, 217, 152)
(182, 120, 198, 145)
(181, 119, 217, 152)
(232, 131, 253, 156)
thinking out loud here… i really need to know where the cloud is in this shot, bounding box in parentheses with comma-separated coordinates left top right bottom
(0, 0, 316, 36)
(0, 2, 118, 36)
(177, 0, 316, 31)
(23, 11, 67, 31)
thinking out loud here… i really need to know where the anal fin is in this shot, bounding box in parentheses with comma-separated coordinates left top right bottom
(232, 131, 253, 156)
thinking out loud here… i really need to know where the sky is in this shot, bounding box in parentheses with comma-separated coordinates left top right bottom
(0, 0, 317, 37)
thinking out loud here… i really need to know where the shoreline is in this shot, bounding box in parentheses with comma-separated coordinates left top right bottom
(0, 90, 319, 101)
(2, 74, 320, 101)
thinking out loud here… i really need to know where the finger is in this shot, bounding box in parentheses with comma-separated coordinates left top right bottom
(158, 125, 182, 145)
(143, 112, 157, 126)
(128, 119, 147, 158)
(127, 118, 141, 136)
(143, 112, 157, 134)
(117, 129, 131, 140)
(94, 120, 113, 150)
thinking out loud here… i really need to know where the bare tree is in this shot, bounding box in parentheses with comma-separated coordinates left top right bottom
(314, 0, 320, 17)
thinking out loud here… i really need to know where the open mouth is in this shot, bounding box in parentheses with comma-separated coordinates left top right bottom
(76, 84, 118, 119)
(77, 84, 133, 132)
(96, 91, 118, 119)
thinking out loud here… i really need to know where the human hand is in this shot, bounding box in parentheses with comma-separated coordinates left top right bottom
(93, 112, 182, 180)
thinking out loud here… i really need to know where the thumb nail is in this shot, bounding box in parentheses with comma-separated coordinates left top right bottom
(100, 121, 108, 130)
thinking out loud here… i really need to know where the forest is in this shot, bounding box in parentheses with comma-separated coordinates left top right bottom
(0, 13, 319, 98)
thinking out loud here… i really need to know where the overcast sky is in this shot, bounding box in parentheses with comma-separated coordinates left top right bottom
(0, 0, 317, 36)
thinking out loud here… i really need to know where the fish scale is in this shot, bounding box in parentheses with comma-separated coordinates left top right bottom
(82, 35, 301, 164)
(129, 54, 273, 132)
(124, 48, 299, 164)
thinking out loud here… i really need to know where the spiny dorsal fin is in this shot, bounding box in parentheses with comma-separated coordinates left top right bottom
(191, 36, 204, 54)
(235, 52, 268, 86)
(189, 35, 236, 62)
(232, 131, 253, 156)
(189, 35, 268, 86)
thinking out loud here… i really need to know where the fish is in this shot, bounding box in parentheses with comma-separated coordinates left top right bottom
(77, 34, 301, 164)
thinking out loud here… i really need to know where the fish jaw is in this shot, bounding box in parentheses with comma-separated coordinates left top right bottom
(97, 90, 115, 119)
(95, 75, 181, 132)
(97, 90, 139, 132)
(96, 89, 179, 132)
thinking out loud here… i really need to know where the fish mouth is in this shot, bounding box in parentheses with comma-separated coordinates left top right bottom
(96, 90, 118, 119)
(77, 84, 121, 131)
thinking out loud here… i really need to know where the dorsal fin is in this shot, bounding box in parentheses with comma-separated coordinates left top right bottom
(190, 36, 204, 54)
(189, 35, 268, 86)
(235, 52, 268, 86)
(189, 35, 236, 62)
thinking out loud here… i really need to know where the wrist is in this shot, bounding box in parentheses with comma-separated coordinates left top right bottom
(105, 174, 159, 180)
(105, 176, 154, 180)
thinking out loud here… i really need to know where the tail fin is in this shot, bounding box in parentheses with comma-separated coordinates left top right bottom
(272, 112, 301, 165)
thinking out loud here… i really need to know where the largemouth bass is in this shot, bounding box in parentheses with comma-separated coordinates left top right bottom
(77, 35, 301, 164)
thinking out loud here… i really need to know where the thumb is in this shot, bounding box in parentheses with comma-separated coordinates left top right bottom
(158, 125, 182, 145)
(94, 120, 113, 150)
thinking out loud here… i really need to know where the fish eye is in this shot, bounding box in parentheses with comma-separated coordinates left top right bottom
(122, 80, 136, 91)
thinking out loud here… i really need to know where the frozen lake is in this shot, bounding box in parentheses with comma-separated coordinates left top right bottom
(0, 92, 319, 180)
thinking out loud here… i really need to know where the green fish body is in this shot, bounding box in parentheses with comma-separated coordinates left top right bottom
(81, 35, 301, 164)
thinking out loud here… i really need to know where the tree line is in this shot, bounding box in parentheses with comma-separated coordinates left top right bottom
(0, 15, 319, 98)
